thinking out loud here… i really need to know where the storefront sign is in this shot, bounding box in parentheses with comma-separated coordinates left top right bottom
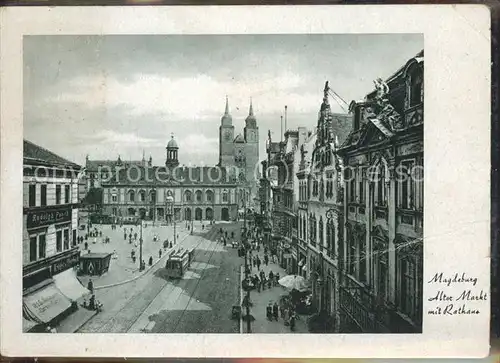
(51, 250, 80, 275)
(27, 207, 72, 229)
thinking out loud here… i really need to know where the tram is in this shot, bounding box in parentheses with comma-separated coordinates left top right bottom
(164, 248, 195, 279)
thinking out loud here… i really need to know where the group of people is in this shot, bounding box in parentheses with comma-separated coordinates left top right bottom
(266, 300, 297, 330)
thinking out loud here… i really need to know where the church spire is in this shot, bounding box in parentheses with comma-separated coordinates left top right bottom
(249, 97, 254, 116)
(221, 95, 233, 126)
(225, 95, 229, 115)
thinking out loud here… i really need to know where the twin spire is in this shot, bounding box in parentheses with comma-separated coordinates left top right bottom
(223, 96, 255, 117)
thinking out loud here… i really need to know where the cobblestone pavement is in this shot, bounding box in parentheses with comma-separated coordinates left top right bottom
(77, 221, 244, 333)
(242, 252, 310, 334)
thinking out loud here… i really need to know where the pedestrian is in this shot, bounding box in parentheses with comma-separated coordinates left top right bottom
(275, 273, 280, 287)
(252, 256, 256, 267)
(124, 233, 127, 241)
(280, 304, 285, 319)
(273, 302, 279, 321)
(134, 232, 138, 240)
(266, 303, 273, 321)
(256, 276, 261, 292)
(148, 256, 153, 266)
(87, 279, 94, 294)
(159, 249, 162, 258)
(256, 256, 261, 270)
(84, 242, 88, 250)
(268, 271, 274, 288)
(129, 233, 132, 240)
(290, 312, 296, 331)
(264, 254, 269, 266)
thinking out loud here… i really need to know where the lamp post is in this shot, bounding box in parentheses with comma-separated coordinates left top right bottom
(242, 188, 252, 333)
(139, 219, 144, 271)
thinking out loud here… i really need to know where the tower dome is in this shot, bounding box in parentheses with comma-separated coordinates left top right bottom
(167, 135, 179, 149)
(166, 133, 179, 168)
(221, 96, 233, 126)
(245, 99, 257, 128)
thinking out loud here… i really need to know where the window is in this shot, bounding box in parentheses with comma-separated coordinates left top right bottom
(72, 229, 77, 247)
(41, 185, 47, 206)
(400, 258, 417, 317)
(29, 236, 37, 262)
(409, 70, 423, 107)
(348, 229, 355, 275)
(376, 165, 387, 206)
(347, 169, 355, 203)
(56, 184, 61, 205)
(358, 235, 366, 282)
(64, 229, 69, 250)
(185, 190, 192, 202)
(399, 160, 416, 209)
(29, 184, 36, 207)
(112, 207, 118, 216)
(378, 251, 388, 300)
(206, 190, 214, 203)
(150, 191, 156, 203)
(56, 230, 62, 252)
(140, 191, 146, 202)
(38, 234, 46, 259)
(112, 195, 117, 202)
(65, 184, 70, 204)
(129, 190, 135, 202)
(319, 217, 324, 247)
(327, 220, 335, 256)
(358, 170, 365, 204)
(196, 190, 203, 203)
(222, 190, 228, 203)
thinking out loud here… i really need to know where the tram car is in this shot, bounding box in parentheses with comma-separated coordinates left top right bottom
(164, 248, 195, 279)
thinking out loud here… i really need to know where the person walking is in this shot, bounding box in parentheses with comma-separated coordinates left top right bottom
(87, 279, 94, 294)
(159, 249, 162, 258)
(266, 303, 273, 321)
(256, 256, 261, 270)
(273, 302, 279, 321)
(275, 272, 280, 287)
(264, 254, 269, 266)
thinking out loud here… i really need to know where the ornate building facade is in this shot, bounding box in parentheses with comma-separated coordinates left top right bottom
(297, 82, 352, 331)
(336, 50, 424, 333)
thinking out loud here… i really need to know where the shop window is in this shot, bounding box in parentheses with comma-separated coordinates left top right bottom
(65, 184, 70, 204)
(72, 229, 77, 247)
(38, 234, 46, 259)
(56, 184, 61, 205)
(64, 229, 69, 250)
(112, 207, 118, 216)
(29, 184, 36, 207)
(29, 236, 37, 262)
(56, 230, 62, 252)
(41, 185, 47, 206)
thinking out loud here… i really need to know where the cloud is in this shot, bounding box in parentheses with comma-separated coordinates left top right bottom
(177, 134, 218, 157)
(44, 72, 331, 120)
(89, 130, 163, 147)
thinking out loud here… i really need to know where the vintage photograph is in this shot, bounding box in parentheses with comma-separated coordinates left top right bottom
(21, 34, 425, 335)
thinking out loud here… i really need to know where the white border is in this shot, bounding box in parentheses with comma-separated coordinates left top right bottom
(0, 5, 491, 358)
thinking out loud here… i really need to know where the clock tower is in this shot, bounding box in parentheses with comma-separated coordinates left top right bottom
(219, 96, 235, 167)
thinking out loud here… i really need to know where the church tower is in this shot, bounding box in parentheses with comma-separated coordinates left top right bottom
(219, 96, 235, 167)
(243, 99, 260, 198)
(166, 134, 179, 168)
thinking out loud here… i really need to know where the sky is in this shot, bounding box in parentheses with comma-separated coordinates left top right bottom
(24, 34, 423, 166)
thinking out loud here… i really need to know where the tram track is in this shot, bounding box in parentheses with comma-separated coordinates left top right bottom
(77, 224, 233, 333)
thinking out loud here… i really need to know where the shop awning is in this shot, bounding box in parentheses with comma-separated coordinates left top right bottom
(53, 268, 90, 301)
(23, 282, 72, 324)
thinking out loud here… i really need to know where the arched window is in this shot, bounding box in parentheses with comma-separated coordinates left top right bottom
(150, 190, 156, 203)
(206, 190, 214, 203)
(222, 190, 229, 203)
(195, 190, 203, 203)
(375, 163, 387, 206)
(128, 190, 135, 202)
(184, 190, 192, 202)
(139, 190, 146, 202)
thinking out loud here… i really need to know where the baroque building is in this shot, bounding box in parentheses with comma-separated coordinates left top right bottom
(336, 50, 424, 333)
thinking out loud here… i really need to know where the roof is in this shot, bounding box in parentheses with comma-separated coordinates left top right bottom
(167, 136, 179, 149)
(101, 165, 239, 186)
(80, 252, 112, 259)
(24, 140, 81, 169)
(331, 113, 353, 145)
(234, 134, 245, 143)
(86, 159, 143, 172)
